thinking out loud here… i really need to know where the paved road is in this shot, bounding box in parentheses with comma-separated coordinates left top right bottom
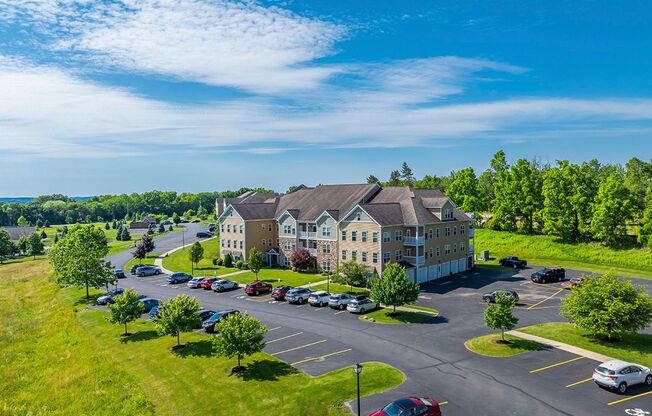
(112, 262, 652, 416)
(106, 223, 208, 269)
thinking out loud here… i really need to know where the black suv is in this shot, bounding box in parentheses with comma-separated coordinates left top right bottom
(499, 256, 527, 269)
(530, 267, 565, 283)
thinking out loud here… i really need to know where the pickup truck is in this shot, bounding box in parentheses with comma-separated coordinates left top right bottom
(499, 256, 527, 269)
(531, 267, 565, 283)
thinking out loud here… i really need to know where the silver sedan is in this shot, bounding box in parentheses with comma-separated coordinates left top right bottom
(211, 279, 239, 292)
(347, 298, 378, 314)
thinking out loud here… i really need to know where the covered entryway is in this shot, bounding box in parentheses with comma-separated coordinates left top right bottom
(265, 248, 279, 267)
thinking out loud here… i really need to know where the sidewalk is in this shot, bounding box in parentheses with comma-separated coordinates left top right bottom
(507, 330, 614, 362)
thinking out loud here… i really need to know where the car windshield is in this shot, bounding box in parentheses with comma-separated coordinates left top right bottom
(381, 402, 404, 416)
(596, 366, 616, 375)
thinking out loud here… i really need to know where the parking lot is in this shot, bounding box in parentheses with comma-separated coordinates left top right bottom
(114, 264, 652, 416)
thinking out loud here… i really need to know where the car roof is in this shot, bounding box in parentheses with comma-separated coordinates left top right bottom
(312, 291, 329, 295)
(392, 398, 417, 409)
(599, 360, 632, 370)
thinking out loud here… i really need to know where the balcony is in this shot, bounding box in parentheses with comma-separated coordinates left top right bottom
(308, 248, 317, 256)
(403, 236, 425, 246)
(403, 255, 425, 266)
(468, 228, 475, 238)
(298, 231, 317, 239)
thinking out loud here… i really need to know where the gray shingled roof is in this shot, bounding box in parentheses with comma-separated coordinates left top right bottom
(359, 203, 404, 226)
(275, 184, 380, 221)
(231, 203, 277, 220)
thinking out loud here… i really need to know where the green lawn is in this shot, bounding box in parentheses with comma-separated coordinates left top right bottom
(312, 282, 369, 295)
(229, 268, 323, 287)
(0, 260, 404, 416)
(404, 304, 440, 315)
(125, 254, 160, 271)
(517, 322, 652, 368)
(161, 238, 236, 276)
(465, 333, 547, 357)
(475, 228, 652, 280)
(360, 307, 434, 324)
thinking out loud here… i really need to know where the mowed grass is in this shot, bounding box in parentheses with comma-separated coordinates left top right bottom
(465, 333, 547, 357)
(360, 308, 434, 324)
(475, 228, 652, 280)
(0, 260, 153, 416)
(231, 268, 323, 287)
(0, 260, 404, 415)
(162, 238, 236, 276)
(312, 282, 369, 295)
(518, 322, 652, 368)
(125, 254, 160, 271)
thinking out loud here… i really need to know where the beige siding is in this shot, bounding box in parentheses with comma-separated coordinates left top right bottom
(339, 221, 381, 273)
(218, 207, 246, 260)
(244, 219, 277, 260)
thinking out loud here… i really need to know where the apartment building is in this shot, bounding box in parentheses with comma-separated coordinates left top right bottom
(216, 184, 474, 283)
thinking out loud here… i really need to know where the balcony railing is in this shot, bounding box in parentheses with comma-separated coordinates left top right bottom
(403, 236, 425, 246)
(298, 231, 317, 239)
(308, 248, 317, 256)
(403, 255, 425, 266)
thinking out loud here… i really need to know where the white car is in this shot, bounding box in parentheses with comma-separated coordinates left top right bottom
(187, 278, 205, 289)
(593, 360, 652, 393)
(211, 279, 239, 292)
(308, 291, 331, 307)
(347, 298, 378, 314)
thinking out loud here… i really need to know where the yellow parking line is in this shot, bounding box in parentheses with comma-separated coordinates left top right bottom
(565, 377, 593, 388)
(296, 305, 304, 308)
(268, 326, 281, 331)
(312, 307, 325, 311)
(439, 401, 448, 406)
(530, 356, 584, 373)
(527, 288, 564, 310)
(291, 348, 352, 365)
(608, 390, 652, 406)
(267, 332, 303, 344)
(334, 310, 347, 315)
(270, 340, 327, 356)
(246, 297, 271, 303)
(527, 305, 562, 310)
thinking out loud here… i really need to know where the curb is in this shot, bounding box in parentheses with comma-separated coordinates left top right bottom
(507, 330, 614, 362)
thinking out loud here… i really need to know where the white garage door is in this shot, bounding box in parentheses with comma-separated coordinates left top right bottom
(406, 268, 416, 283)
(458, 258, 467, 272)
(417, 267, 428, 284)
(451, 259, 458, 274)
(441, 261, 450, 277)
(428, 265, 438, 281)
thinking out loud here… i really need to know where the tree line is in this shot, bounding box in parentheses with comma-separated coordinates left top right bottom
(0, 188, 271, 227)
(368, 151, 652, 247)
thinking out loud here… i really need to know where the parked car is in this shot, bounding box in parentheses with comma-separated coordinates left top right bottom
(191, 219, 201, 223)
(211, 279, 239, 292)
(196, 309, 216, 328)
(187, 277, 206, 288)
(347, 298, 378, 314)
(138, 298, 160, 313)
(369, 397, 441, 416)
(97, 288, 124, 305)
(130, 263, 146, 274)
(271, 285, 293, 301)
(561, 276, 585, 290)
(113, 268, 126, 279)
(308, 291, 331, 307)
(202, 309, 239, 333)
(208, 225, 216, 232)
(531, 267, 565, 283)
(168, 272, 192, 284)
(149, 305, 160, 319)
(196, 231, 214, 238)
(499, 256, 527, 269)
(199, 277, 218, 290)
(482, 290, 519, 303)
(136, 265, 162, 277)
(285, 287, 313, 304)
(328, 293, 355, 310)
(593, 360, 652, 393)
(244, 280, 273, 296)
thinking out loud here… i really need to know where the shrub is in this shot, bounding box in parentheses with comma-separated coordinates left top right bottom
(235, 260, 244, 269)
(223, 253, 233, 268)
(216, 258, 224, 266)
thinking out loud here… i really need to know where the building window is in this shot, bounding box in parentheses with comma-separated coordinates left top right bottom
(221, 240, 224, 247)
(444, 209, 453, 219)
(227, 224, 231, 232)
(383, 232, 390, 243)
(372, 252, 378, 264)
(444, 227, 451, 237)
(436, 246, 440, 257)
(262, 224, 266, 230)
(453, 226, 457, 235)
(428, 229, 433, 239)
(268, 223, 273, 232)
(322, 227, 331, 237)
(221, 224, 224, 233)
(429, 247, 433, 258)
(239, 241, 243, 249)
(227, 240, 231, 248)
(322, 261, 331, 271)
(460, 225, 465, 235)
(351, 250, 357, 261)
(406, 248, 412, 257)
(453, 243, 457, 253)
(351, 231, 357, 242)
(356, 211, 361, 221)
(267, 239, 272, 246)
(436, 228, 440, 238)
(341, 230, 347, 241)
(262, 239, 266, 245)
(341, 250, 347, 260)
(276, 238, 279, 246)
(361, 252, 367, 262)
(383, 252, 390, 264)
(323, 243, 331, 254)
(283, 225, 291, 234)
(239, 224, 244, 234)
(372, 232, 378, 243)
(444, 244, 451, 255)
(396, 250, 403, 261)
(395, 230, 402, 241)
(460, 242, 466, 251)
(361, 231, 367, 242)
(284, 241, 291, 250)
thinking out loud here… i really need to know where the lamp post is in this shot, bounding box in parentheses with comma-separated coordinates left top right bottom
(182, 228, 185, 248)
(353, 362, 363, 416)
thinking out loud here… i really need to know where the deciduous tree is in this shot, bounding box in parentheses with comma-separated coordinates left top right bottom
(248, 247, 264, 278)
(213, 312, 267, 371)
(591, 174, 634, 245)
(188, 241, 204, 275)
(290, 247, 314, 270)
(154, 294, 201, 348)
(334, 260, 371, 291)
(27, 232, 44, 259)
(0, 228, 15, 263)
(369, 263, 420, 313)
(108, 288, 143, 336)
(484, 292, 519, 341)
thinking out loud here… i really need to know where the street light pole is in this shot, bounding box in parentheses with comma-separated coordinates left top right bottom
(182, 228, 185, 248)
(353, 362, 362, 416)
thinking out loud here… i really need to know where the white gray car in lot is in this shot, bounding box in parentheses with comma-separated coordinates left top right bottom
(211, 279, 239, 292)
(347, 298, 378, 314)
(328, 293, 355, 310)
(593, 359, 652, 393)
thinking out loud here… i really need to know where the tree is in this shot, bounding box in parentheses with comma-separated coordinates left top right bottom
(17, 215, 29, 227)
(248, 247, 264, 278)
(17, 235, 29, 255)
(112, 219, 118, 229)
(104, 222, 110, 230)
(591, 174, 634, 245)
(158, 223, 165, 233)
(213, 312, 267, 371)
(27, 232, 44, 259)
(48, 225, 114, 298)
(40, 229, 47, 239)
(638, 185, 652, 248)
(140, 233, 155, 254)
(168, 224, 174, 232)
(0, 228, 15, 263)
(188, 241, 204, 275)
(388, 170, 402, 186)
(561, 273, 652, 340)
(154, 294, 201, 348)
(400, 162, 414, 185)
(446, 167, 483, 213)
(366, 175, 380, 184)
(108, 288, 143, 336)
(334, 260, 371, 291)
(484, 292, 519, 341)
(290, 247, 314, 270)
(183, 209, 195, 219)
(369, 263, 420, 313)
(223, 252, 233, 268)
(172, 212, 181, 225)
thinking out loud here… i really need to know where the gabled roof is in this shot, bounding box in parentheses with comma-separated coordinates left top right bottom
(230, 203, 277, 220)
(357, 203, 404, 226)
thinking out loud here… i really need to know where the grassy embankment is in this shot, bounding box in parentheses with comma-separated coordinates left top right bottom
(475, 228, 652, 280)
(0, 260, 404, 415)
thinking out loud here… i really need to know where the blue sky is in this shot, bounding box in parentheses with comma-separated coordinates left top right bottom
(1, 0, 651, 196)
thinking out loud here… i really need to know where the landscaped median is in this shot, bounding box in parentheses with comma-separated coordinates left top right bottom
(464, 333, 547, 357)
(359, 305, 439, 325)
(0, 260, 406, 416)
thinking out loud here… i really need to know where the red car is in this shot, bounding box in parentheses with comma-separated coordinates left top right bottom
(369, 397, 441, 416)
(271, 285, 293, 301)
(199, 277, 218, 290)
(244, 281, 273, 296)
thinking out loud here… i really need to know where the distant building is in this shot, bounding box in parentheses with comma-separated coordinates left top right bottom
(3, 226, 36, 241)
